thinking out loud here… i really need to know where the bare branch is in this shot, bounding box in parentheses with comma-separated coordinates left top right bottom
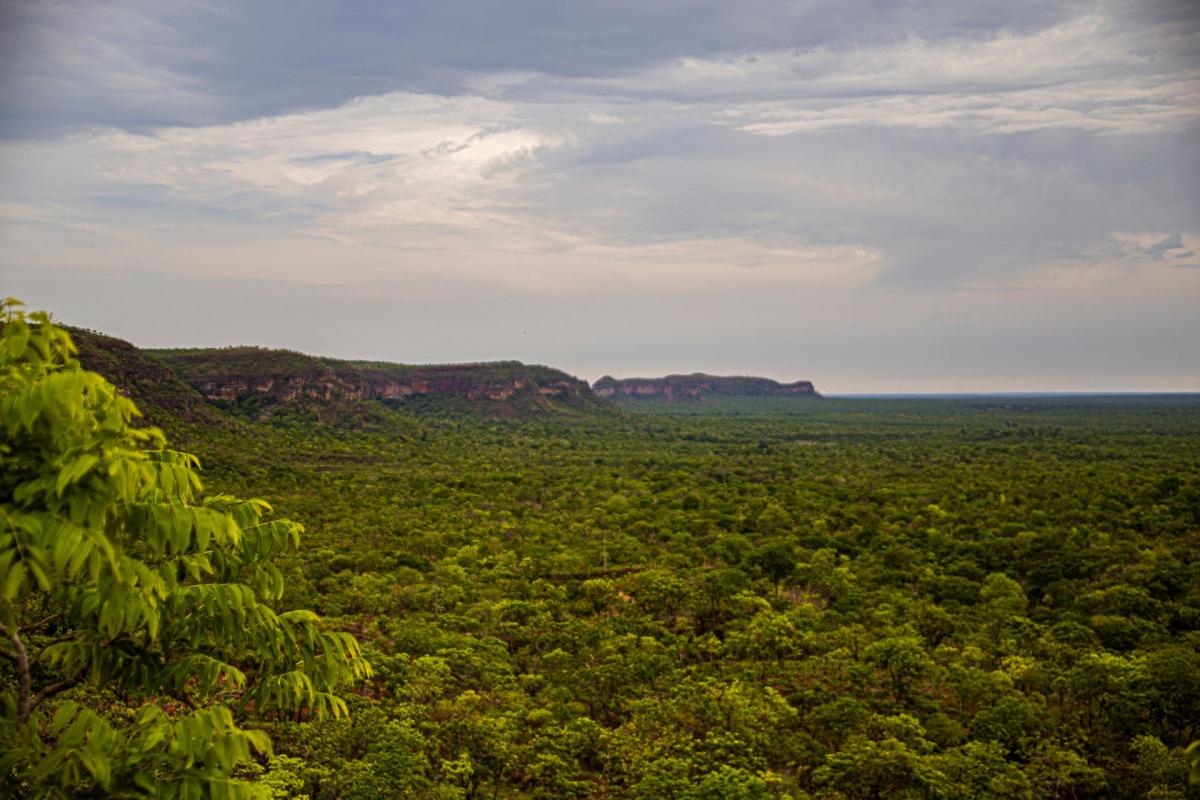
(0, 621, 33, 723)
(29, 674, 83, 714)
(25, 612, 61, 632)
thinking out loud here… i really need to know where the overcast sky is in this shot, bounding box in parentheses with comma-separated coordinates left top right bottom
(1, 0, 1198, 392)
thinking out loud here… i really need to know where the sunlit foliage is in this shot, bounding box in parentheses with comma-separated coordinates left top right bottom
(0, 300, 369, 798)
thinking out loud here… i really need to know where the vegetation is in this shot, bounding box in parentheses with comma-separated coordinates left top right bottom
(5, 306, 1200, 798)
(594, 374, 817, 401)
(147, 347, 605, 420)
(0, 302, 368, 797)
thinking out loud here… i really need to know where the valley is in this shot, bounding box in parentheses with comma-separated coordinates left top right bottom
(73, 329, 1200, 799)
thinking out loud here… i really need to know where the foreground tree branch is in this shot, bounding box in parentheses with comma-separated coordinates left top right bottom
(0, 621, 32, 722)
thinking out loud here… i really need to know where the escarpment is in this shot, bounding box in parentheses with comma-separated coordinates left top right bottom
(149, 348, 609, 417)
(592, 373, 818, 401)
(71, 331, 610, 422)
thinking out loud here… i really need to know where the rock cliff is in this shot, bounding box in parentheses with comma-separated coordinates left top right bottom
(71, 331, 610, 422)
(592, 373, 818, 401)
(150, 347, 608, 417)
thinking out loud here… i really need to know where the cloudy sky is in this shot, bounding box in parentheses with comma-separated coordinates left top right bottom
(1, 0, 1198, 392)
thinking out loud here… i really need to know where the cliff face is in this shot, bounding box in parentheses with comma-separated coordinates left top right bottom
(150, 348, 607, 417)
(71, 329, 611, 422)
(592, 373, 818, 401)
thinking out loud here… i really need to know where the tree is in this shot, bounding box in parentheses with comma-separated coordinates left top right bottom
(932, 741, 1032, 800)
(1141, 647, 1200, 745)
(862, 636, 932, 703)
(748, 540, 794, 597)
(0, 300, 370, 797)
(979, 573, 1028, 618)
(812, 735, 947, 799)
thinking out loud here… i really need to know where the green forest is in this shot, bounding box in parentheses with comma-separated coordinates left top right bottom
(3, 302, 1200, 799)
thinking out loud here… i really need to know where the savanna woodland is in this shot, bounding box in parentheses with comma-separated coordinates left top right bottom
(3, 300, 1199, 799)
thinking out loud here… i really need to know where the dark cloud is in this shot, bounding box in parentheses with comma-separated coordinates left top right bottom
(517, 122, 1200, 286)
(1, 0, 1198, 390)
(1145, 232, 1185, 259)
(0, 0, 1092, 137)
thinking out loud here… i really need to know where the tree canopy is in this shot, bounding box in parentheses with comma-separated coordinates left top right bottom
(6, 302, 1199, 798)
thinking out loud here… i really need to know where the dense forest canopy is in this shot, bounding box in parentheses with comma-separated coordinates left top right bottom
(3, 306, 1200, 798)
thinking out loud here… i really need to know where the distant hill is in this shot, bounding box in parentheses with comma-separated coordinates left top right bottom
(70, 329, 612, 424)
(152, 347, 610, 419)
(592, 373, 819, 402)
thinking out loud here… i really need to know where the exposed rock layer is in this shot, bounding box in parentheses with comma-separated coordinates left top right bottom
(150, 348, 607, 416)
(71, 330, 608, 420)
(592, 373, 818, 401)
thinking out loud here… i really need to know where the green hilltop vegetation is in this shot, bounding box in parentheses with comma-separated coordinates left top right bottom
(68, 328, 612, 426)
(4, 306, 1200, 798)
(594, 373, 819, 403)
(147, 345, 609, 420)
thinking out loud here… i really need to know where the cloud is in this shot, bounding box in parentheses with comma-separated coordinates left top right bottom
(725, 77, 1200, 136)
(1145, 232, 1185, 259)
(475, 10, 1200, 137)
(1, 0, 1198, 389)
(0, 1, 218, 135)
(2, 0, 1097, 136)
(0, 89, 891, 291)
(1110, 232, 1200, 268)
(4, 4, 1199, 293)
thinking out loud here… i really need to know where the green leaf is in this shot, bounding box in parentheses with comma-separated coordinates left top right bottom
(55, 454, 99, 496)
(51, 701, 78, 734)
(77, 746, 112, 788)
(2, 562, 25, 602)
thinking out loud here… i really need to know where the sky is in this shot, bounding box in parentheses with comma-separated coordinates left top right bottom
(1, 0, 1198, 392)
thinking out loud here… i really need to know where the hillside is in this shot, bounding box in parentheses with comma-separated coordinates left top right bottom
(152, 347, 609, 418)
(70, 329, 611, 422)
(69, 328, 209, 421)
(593, 372, 819, 402)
